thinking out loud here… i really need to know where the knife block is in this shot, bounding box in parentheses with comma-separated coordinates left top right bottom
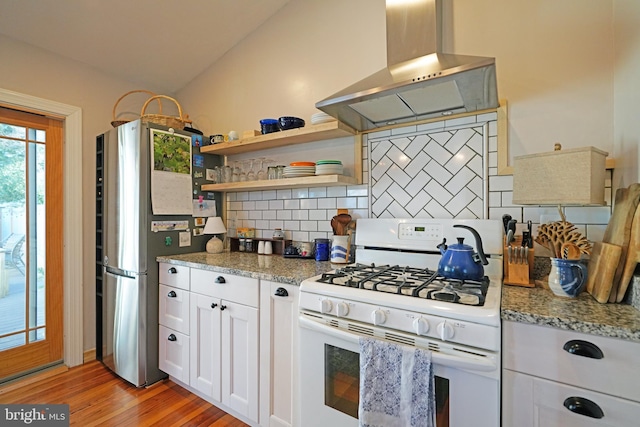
(504, 235, 535, 287)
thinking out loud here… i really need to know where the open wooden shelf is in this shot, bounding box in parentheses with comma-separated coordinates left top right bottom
(200, 121, 357, 156)
(201, 174, 360, 192)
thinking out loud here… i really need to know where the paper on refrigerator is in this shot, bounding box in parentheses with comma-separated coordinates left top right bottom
(149, 129, 193, 215)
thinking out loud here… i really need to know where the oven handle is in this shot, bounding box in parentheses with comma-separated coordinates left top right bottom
(299, 315, 497, 372)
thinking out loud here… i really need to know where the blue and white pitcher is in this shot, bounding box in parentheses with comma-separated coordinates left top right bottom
(548, 258, 588, 298)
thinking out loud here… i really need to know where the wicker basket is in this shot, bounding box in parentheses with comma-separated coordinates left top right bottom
(140, 95, 186, 129)
(110, 89, 161, 128)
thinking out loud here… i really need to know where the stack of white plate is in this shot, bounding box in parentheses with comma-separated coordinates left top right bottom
(315, 160, 343, 175)
(311, 112, 336, 125)
(284, 162, 316, 178)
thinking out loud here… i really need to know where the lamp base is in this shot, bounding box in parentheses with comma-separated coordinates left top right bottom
(206, 236, 224, 254)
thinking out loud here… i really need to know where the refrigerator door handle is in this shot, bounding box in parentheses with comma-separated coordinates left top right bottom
(105, 265, 138, 279)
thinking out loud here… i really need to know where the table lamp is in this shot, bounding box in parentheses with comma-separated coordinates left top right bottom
(512, 144, 607, 258)
(204, 217, 227, 254)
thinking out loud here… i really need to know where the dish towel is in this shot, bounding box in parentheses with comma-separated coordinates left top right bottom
(358, 337, 435, 427)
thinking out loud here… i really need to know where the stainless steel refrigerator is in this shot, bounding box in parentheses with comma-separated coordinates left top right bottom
(95, 120, 220, 387)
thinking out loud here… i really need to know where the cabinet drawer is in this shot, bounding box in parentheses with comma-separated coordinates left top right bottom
(503, 321, 640, 402)
(159, 262, 190, 290)
(190, 269, 259, 307)
(159, 284, 190, 334)
(533, 375, 640, 426)
(504, 370, 640, 426)
(158, 325, 190, 384)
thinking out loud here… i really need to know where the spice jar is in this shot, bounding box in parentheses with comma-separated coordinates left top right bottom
(246, 239, 254, 252)
(239, 238, 246, 252)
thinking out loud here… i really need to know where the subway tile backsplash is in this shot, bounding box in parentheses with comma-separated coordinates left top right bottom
(225, 113, 612, 245)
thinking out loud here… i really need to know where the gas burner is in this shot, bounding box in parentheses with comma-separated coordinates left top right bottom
(317, 264, 490, 306)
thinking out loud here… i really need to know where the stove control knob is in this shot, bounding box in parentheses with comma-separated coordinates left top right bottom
(321, 299, 333, 314)
(371, 309, 386, 325)
(336, 302, 350, 317)
(413, 317, 430, 335)
(437, 321, 455, 341)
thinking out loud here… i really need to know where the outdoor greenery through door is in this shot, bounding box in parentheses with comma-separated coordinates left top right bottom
(0, 106, 63, 382)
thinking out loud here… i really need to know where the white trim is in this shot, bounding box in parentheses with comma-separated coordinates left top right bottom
(0, 88, 84, 367)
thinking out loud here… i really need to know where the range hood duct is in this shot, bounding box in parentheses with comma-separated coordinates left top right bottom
(316, 0, 498, 131)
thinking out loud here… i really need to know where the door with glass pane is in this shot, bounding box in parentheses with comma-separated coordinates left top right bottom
(0, 106, 63, 381)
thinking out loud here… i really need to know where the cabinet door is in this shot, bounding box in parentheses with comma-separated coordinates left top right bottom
(221, 301, 259, 423)
(159, 284, 190, 334)
(158, 325, 189, 384)
(189, 293, 221, 401)
(259, 281, 299, 427)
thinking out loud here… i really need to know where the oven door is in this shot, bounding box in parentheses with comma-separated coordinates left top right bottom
(299, 314, 500, 427)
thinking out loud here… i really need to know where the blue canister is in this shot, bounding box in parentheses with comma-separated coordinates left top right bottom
(315, 238, 330, 261)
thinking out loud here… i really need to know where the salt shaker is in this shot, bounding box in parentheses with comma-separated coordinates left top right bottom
(264, 241, 273, 255)
(257, 240, 265, 254)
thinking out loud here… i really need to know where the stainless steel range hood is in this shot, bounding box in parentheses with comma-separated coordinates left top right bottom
(316, 0, 498, 131)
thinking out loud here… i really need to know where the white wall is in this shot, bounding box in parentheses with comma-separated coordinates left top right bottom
(613, 0, 640, 186)
(179, 0, 616, 165)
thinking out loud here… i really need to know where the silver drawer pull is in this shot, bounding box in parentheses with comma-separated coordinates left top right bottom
(168, 267, 177, 274)
(215, 276, 226, 284)
(167, 290, 177, 298)
(563, 340, 604, 359)
(168, 334, 177, 342)
(563, 396, 604, 419)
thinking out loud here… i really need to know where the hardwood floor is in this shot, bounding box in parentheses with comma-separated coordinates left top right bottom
(0, 361, 249, 427)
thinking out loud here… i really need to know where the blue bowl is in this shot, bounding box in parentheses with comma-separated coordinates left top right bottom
(260, 118, 280, 134)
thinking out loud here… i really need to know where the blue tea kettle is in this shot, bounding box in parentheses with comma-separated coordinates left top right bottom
(437, 225, 488, 281)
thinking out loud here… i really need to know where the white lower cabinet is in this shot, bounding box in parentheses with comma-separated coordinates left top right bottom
(189, 293, 221, 401)
(189, 269, 260, 424)
(259, 281, 299, 427)
(503, 320, 640, 426)
(159, 263, 299, 427)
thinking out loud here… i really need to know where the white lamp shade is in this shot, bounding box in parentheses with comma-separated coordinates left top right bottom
(204, 217, 227, 234)
(512, 146, 608, 206)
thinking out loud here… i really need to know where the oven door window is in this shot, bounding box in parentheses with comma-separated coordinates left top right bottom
(324, 344, 450, 425)
(325, 344, 359, 418)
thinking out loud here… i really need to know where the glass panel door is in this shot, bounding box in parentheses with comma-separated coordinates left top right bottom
(0, 106, 63, 381)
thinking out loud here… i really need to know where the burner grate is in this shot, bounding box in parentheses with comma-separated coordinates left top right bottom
(316, 263, 490, 306)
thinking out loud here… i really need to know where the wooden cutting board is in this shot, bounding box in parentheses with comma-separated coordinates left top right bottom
(586, 241, 623, 303)
(616, 203, 640, 302)
(606, 184, 640, 302)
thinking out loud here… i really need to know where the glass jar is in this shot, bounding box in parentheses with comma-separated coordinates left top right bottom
(245, 239, 254, 252)
(276, 165, 285, 179)
(238, 238, 246, 252)
(272, 228, 285, 240)
(267, 166, 277, 180)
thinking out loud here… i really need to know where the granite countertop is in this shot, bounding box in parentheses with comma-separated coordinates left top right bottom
(502, 283, 640, 342)
(159, 251, 640, 343)
(157, 251, 335, 285)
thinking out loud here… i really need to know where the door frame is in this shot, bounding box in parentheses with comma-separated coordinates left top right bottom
(0, 87, 83, 367)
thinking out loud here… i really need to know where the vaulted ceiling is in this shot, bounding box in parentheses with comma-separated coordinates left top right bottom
(0, 0, 291, 93)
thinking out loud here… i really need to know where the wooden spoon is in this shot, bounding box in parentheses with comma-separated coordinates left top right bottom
(335, 214, 352, 235)
(561, 242, 581, 260)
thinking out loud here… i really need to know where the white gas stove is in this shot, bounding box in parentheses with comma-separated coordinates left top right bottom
(298, 218, 504, 427)
(300, 217, 504, 350)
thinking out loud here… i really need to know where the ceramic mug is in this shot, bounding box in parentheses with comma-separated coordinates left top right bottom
(330, 235, 350, 264)
(548, 258, 588, 298)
